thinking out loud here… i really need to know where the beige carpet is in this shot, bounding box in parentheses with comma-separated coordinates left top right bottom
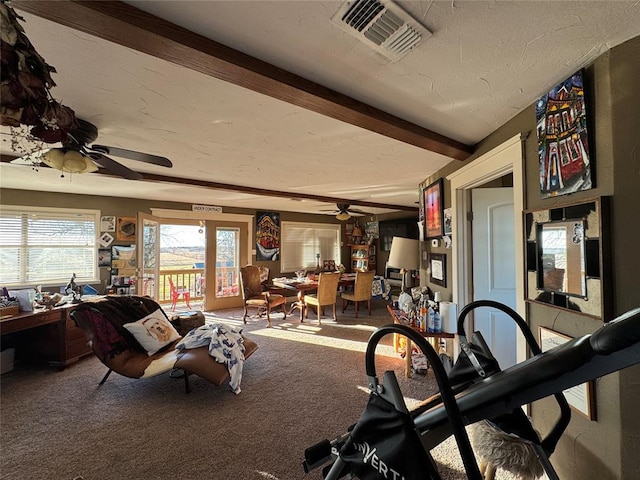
(0, 300, 520, 479)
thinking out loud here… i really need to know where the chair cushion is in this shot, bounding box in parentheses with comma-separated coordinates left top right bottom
(123, 308, 181, 356)
(103, 338, 182, 379)
(341, 292, 358, 302)
(174, 336, 259, 386)
(246, 294, 285, 307)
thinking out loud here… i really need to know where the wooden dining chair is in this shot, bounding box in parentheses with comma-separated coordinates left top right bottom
(303, 272, 341, 324)
(341, 270, 375, 318)
(240, 265, 287, 327)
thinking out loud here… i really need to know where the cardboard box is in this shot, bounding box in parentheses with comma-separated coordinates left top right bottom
(1, 348, 15, 374)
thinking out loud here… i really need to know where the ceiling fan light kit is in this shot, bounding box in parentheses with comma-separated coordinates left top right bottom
(336, 211, 351, 221)
(1, 5, 173, 182)
(40, 148, 98, 175)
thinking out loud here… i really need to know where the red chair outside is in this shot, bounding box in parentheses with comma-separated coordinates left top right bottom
(168, 277, 191, 311)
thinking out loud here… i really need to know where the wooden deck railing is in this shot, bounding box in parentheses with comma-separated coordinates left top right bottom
(142, 268, 205, 305)
(142, 267, 239, 306)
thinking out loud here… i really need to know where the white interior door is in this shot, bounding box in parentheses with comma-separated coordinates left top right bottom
(471, 188, 517, 369)
(137, 212, 160, 302)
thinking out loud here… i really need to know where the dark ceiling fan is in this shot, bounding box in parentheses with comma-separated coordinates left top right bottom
(10, 119, 172, 180)
(322, 203, 369, 221)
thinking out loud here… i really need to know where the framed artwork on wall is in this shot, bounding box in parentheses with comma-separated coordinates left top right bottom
(98, 248, 112, 267)
(535, 69, 593, 198)
(423, 179, 444, 239)
(256, 212, 280, 261)
(100, 215, 116, 232)
(429, 252, 446, 287)
(116, 216, 136, 242)
(539, 326, 596, 420)
(443, 208, 452, 235)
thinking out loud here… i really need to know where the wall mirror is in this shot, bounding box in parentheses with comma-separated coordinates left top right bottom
(525, 197, 610, 320)
(538, 219, 586, 297)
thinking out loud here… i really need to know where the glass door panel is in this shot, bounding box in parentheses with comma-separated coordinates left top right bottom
(215, 227, 240, 299)
(206, 221, 247, 310)
(137, 212, 160, 302)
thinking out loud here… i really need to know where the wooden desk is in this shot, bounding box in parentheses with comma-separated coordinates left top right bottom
(386, 305, 455, 378)
(0, 304, 92, 368)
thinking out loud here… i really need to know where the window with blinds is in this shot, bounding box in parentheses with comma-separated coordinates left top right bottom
(280, 221, 341, 272)
(0, 206, 100, 287)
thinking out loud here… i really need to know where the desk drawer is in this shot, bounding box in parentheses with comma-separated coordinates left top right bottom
(0, 309, 62, 335)
(66, 318, 86, 341)
(67, 336, 92, 359)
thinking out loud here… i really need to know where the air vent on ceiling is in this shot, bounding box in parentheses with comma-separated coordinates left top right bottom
(331, 0, 432, 61)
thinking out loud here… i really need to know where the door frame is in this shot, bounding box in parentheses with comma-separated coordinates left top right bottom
(447, 134, 527, 362)
(150, 208, 254, 311)
(137, 211, 161, 302)
(150, 208, 254, 262)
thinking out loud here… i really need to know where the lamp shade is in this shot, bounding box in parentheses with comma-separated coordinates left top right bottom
(387, 236, 419, 271)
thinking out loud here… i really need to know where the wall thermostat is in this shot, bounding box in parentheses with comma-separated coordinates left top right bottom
(431, 239, 440, 248)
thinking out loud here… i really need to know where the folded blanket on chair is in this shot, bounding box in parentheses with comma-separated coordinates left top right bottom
(176, 323, 246, 394)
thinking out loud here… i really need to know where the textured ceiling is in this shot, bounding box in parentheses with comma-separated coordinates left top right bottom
(2, 1, 639, 218)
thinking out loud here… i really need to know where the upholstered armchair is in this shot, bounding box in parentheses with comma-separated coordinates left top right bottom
(240, 265, 287, 327)
(303, 272, 341, 324)
(341, 270, 375, 318)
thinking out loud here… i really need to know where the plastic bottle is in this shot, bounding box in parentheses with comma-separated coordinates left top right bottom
(433, 306, 442, 333)
(427, 305, 435, 333)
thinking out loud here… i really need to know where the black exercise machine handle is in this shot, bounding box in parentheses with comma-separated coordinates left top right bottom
(456, 300, 570, 455)
(365, 324, 483, 480)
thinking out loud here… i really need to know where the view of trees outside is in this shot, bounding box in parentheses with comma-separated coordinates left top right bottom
(160, 224, 205, 269)
(152, 224, 240, 300)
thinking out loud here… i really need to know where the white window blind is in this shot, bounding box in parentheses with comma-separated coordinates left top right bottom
(280, 221, 341, 272)
(0, 206, 99, 287)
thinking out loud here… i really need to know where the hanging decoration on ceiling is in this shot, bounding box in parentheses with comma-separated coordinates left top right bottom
(0, 2, 77, 149)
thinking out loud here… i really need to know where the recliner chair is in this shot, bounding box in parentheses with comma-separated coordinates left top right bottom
(70, 295, 258, 393)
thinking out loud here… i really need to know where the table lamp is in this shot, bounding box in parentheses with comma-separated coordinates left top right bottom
(387, 236, 420, 293)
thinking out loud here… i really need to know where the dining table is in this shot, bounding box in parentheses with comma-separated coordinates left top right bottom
(271, 273, 356, 321)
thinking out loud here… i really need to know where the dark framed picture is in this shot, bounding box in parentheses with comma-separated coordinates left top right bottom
(98, 248, 112, 267)
(423, 179, 444, 239)
(429, 253, 446, 287)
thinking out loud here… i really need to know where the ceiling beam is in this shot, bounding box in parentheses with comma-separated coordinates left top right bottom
(137, 172, 418, 212)
(0, 155, 418, 212)
(12, 0, 473, 161)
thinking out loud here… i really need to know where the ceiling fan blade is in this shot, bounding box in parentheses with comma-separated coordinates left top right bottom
(349, 209, 369, 215)
(3, 149, 49, 165)
(89, 145, 172, 167)
(86, 152, 143, 180)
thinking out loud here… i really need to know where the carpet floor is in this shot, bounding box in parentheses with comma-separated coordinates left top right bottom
(0, 300, 519, 479)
